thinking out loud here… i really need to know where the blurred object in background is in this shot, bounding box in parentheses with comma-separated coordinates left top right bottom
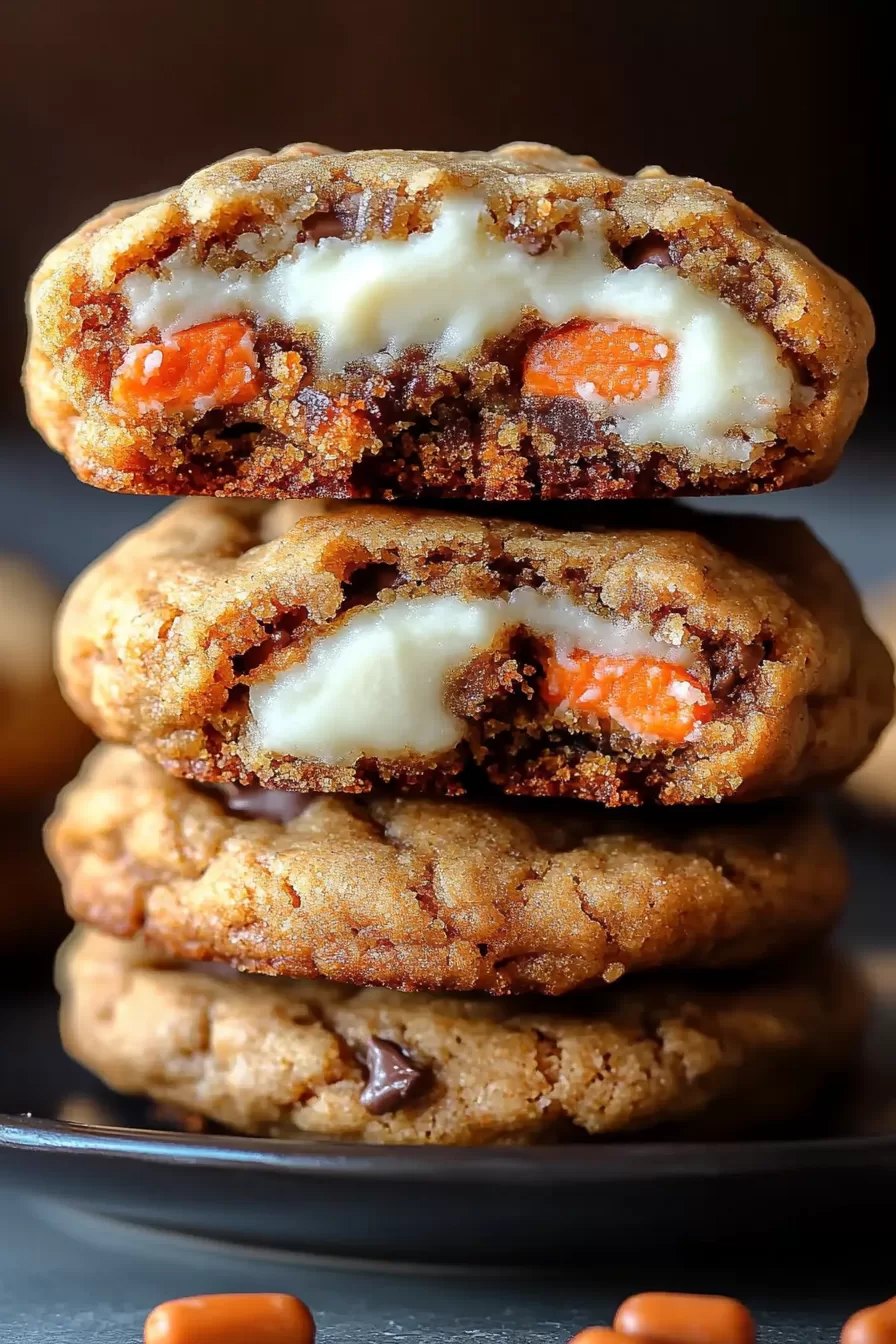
(0, 556, 92, 958)
(0, 556, 90, 802)
(0, 805, 70, 959)
(848, 591, 896, 819)
(0, 0, 885, 427)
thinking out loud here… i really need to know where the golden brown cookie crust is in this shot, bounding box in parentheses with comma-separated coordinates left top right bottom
(25, 143, 872, 502)
(46, 745, 847, 995)
(0, 555, 91, 801)
(58, 928, 863, 1145)
(54, 499, 894, 805)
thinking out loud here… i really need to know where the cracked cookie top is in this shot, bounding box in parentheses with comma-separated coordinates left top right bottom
(47, 745, 848, 995)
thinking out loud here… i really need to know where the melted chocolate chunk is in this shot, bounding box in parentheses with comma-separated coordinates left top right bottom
(710, 640, 764, 698)
(211, 783, 311, 825)
(623, 234, 673, 269)
(360, 1037, 430, 1115)
(302, 210, 346, 242)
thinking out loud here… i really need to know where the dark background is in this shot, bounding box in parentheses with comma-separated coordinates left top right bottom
(0, 0, 885, 419)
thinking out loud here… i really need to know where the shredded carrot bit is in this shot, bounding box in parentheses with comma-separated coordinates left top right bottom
(110, 318, 261, 416)
(543, 651, 712, 744)
(523, 321, 674, 403)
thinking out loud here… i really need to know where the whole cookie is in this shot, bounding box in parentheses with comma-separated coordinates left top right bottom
(0, 554, 90, 802)
(54, 498, 893, 805)
(58, 929, 864, 1145)
(47, 745, 847, 995)
(26, 143, 871, 502)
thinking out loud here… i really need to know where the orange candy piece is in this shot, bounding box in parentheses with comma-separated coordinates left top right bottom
(614, 1292, 755, 1344)
(111, 318, 261, 416)
(144, 1293, 315, 1344)
(523, 320, 674, 403)
(841, 1297, 896, 1343)
(568, 1332, 646, 1343)
(543, 651, 712, 744)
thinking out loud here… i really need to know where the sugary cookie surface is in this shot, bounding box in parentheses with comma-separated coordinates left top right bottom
(26, 143, 872, 501)
(47, 746, 847, 994)
(59, 930, 864, 1144)
(54, 499, 894, 805)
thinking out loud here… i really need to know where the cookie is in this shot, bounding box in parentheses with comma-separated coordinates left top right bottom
(847, 589, 896, 814)
(58, 929, 863, 1145)
(0, 554, 91, 801)
(26, 143, 871, 503)
(47, 746, 847, 995)
(55, 499, 893, 805)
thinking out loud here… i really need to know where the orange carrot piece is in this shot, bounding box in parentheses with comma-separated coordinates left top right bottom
(111, 318, 261, 416)
(543, 651, 712, 743)
(523, 321, 674, 403)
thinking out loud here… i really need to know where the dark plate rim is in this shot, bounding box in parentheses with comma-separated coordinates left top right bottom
(4, 1114, 896, 1184)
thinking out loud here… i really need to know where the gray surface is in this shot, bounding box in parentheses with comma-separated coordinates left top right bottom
(1, 420, 895, 1341)
(0, 1192, 888, 1343)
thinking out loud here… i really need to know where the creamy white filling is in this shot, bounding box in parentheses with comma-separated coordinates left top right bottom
(247, 589, 692, 765)
(123, 195, 793, 465)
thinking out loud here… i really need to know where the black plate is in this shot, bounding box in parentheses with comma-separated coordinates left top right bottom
(1, 807, 894, 1266)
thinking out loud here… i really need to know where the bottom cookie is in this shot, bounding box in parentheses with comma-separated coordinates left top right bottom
(59, 930, 863, 1146)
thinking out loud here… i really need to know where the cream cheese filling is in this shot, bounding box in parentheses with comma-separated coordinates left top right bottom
(122, 194, 793, 465)
(247, 589, 693, 765)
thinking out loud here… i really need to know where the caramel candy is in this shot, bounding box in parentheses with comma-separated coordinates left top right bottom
(569, 1331, 644, 1343)
(841, 1298, 896, 1343)
(144, 1293, 315, 1344)
(614, 1292, 755, 1343)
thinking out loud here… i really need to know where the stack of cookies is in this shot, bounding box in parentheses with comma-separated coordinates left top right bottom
(27, 143, 893, 1144)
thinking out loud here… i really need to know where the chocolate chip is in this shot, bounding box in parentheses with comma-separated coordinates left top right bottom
(360, 1037, 430, 1115)
(231, 609, 307, 677)
(302, 210, 346, 242)
(710, 640, 764, 698)
(623, 234, 673, 269)
(211, 783, 310, 825)
(302, 194, 362, 244)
